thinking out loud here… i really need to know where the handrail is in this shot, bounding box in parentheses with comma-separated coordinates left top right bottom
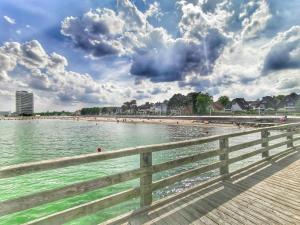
(0, 122, 300, 224)
(1, 122, 300, 178)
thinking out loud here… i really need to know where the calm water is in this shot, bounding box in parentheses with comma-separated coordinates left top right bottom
(0, 119, 261, 224)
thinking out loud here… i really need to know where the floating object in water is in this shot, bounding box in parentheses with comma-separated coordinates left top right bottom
(97, 147, 102, 152)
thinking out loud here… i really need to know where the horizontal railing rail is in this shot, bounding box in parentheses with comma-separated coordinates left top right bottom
(0, 122, 300, 224)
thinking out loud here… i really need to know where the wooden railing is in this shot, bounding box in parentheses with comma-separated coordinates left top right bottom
(1, 123, 300, 224)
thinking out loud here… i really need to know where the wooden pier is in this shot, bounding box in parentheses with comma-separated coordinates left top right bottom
(0, 123, 300, 224)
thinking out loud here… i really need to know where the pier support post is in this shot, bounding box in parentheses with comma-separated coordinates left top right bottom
(219, 138, 229, 177)
(261, 130, 270, 158)
(287, 128, 294, 148)
(140, 152, 152, 207)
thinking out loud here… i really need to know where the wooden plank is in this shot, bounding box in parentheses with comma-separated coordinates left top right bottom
(229, 139, 263, 153)
(226, 181, 300, 222)
(220, 187, 293, 224)
(140, 152, 152, 207)
(2, 122, 300, 178)
(229, 140, 294, 165)
(219, 138, 229, 176)
(153, 149, 222, 172)
(267, 131, 298, 142)
(204, 190, 269, 225)
(151, 161, 225, 192)
(261, 130, 270, 158)
(26, 188, 140, 225)
(231, 181, 300, 212)
(287, 128, 294, 148)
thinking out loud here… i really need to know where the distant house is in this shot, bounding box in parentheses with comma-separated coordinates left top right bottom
(211, 102, 224, 112)
(74, 110, 81, 116)
(103, 107, 122, 115)
(246, 96, 278, 113)
(259, 96, 277, 111)
(247, 101, 260, 110)
(138, 102, 153, 115)
(115, 107, 122, 114)
(278, 93, 299, 112)
(225, 98, 250, 112)
(154, 102, 168, 115)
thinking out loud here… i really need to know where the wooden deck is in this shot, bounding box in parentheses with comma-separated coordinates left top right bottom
(105, 151, 300, 225)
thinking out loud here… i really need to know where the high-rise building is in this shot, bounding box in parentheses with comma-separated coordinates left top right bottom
(16, 91, 34, 115)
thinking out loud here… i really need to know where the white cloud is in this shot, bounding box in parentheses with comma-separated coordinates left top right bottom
(3, 15, 16, 25)
(0, 40, 116, 109)
(240, 0, 272, 40)
(145, 2, 162, 20)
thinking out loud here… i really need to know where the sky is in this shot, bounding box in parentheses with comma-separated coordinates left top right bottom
(0, 0, 300, 112)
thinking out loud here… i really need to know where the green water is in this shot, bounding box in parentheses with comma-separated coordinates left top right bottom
(0, 119, 255, 224)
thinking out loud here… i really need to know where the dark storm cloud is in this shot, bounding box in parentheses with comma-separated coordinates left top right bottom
(263, 43, 300, 72)
(61, 10, 124, 57)
(148, 87, 168, 95)
(64, 29, 120, 57)
(263, 27, 300, 73)
(130, 29, 227, 83)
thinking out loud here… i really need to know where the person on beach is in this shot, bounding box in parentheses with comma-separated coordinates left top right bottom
(280, 115, 287, 123)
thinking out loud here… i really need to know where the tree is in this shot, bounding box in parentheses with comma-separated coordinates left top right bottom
(296, 100, 300, 112)
(101, 107, 108, 114)
(196, 93, 213, 114)
(187, 92, 199, 114)
(275, 95, 285, 102)
(217, 96, 230, 107)
(167, 94, 187, 109)
(80, 107, 101, 115)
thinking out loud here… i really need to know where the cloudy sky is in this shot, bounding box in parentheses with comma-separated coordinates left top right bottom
(0, 0, 300, 112)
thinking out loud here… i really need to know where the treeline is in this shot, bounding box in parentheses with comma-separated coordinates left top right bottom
(37, 111, 73, 116)
(168, 92, 229, 114)
(80, 107, 101, 115)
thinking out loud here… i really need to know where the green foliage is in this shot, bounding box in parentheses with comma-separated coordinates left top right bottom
(274, 95, 285, 102)
(196, 93, 213, 115)
(101, 107, 108, 114)
(217, 96, 230, 107)
(296, 100, 300, 112)
(80, 107, 101, 115)
(186, 92, 199, 114)
(167, 94, 188, 109)
(37, 111, 73, 116)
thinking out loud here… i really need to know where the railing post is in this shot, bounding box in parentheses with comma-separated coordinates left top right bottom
(140, 152, 152, 207)
(219, 138, 229, 177)
(261, 130, 270, 158)
(287, 128, 294, 148)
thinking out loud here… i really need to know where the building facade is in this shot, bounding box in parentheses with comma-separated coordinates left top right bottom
(16, 91, 34, 115)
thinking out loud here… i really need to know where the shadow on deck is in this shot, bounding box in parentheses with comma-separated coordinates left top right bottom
(105, 151, 300, 225)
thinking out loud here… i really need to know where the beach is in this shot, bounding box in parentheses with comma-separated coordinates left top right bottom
(75, 116, 240, 128)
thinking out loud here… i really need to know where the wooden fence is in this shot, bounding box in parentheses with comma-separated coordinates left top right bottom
(0, 123, 300, 224)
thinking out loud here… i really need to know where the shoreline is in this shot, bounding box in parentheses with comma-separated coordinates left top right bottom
(80, 116, 237, 127)
(0, 115, 283, 128)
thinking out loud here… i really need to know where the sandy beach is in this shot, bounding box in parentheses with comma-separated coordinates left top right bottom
(74, 116, 239, 128)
